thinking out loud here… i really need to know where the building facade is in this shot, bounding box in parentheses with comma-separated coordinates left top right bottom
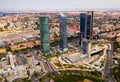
(40, 17, 50, 54)
(80, 12, 93, 45)
(60, 15, 68, 51)
(81, 39, 88, 54)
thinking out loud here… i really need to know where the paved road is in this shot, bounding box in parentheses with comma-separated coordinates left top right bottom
(109, 43, 116, 82)
(101, 42, 116, 82)
(30, 50, 58, 82)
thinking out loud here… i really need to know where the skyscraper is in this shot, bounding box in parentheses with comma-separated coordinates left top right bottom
(80, 12, 93, 45)
(59, 13, 68, 51)
(91, 11, 94, 37)
(86, 15, 92, 38)
(40, 17, 50, 54)
(80, 13, 87, 45)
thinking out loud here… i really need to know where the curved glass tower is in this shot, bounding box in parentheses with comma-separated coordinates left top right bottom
(40, 17, 50, 54)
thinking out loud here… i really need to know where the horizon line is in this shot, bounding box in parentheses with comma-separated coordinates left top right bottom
(0, 8, 120, 11)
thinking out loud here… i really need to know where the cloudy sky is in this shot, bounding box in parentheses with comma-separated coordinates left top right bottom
(0, 0, 120, 10)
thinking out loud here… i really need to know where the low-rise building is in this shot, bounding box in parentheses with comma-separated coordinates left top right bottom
(0, 52, 42, 82)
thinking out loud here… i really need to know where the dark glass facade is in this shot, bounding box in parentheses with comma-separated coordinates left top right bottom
(86, 15, 91, 39)
(80, 13, 87, 44)
(80, 13, 93, 44)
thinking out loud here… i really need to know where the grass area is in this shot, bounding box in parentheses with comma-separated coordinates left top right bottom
(113, 59, 120, 82)
(31, 72, 41, 79)
(40, 72, 56, 82)
(39, 70, 103, 82)
(13, 78, 31, 82)
(22, 78, 31, 82)
(42, 52, 66, 59)
(0, 53, 6, 59)
(54, 61, 62, 67)
(53, 70, 103, 82)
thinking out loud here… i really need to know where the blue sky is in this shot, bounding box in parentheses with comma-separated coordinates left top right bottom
(0, 0, 120, 10)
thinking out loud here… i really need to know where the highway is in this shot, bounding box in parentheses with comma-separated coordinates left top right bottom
(109, 42, 116, 82)
(30, 50, 58, 82)
(101, 42, 116, 82)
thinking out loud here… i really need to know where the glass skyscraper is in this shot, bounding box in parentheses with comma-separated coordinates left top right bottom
(80, 13, 93, 45)
(60, 15, 68, 51)
(40, 17, 50, 54)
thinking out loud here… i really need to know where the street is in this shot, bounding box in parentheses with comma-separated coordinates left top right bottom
(101, 42, 116, 82)
(30, 50, 58, 81)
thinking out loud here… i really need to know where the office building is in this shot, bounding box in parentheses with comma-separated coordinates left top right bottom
(91, 11, 94, 36)
(81, 39, 88, 54)
(87, 15, 92, 38)
(59, 13, 68, 51)
(80, 12, 93, 44)
(88, 42, 92, 57)
(40, 17, 50, 54)
(80, 13, 87, 45)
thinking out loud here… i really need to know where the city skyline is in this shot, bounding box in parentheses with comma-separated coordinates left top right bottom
(0, 0, 120, 10)
(0, 8, 119, 81)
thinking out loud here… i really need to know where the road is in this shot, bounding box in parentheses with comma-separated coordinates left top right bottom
(101, 42, 116, 82)
(30, 50, 58, 82)
(109, 42, 116, 82)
